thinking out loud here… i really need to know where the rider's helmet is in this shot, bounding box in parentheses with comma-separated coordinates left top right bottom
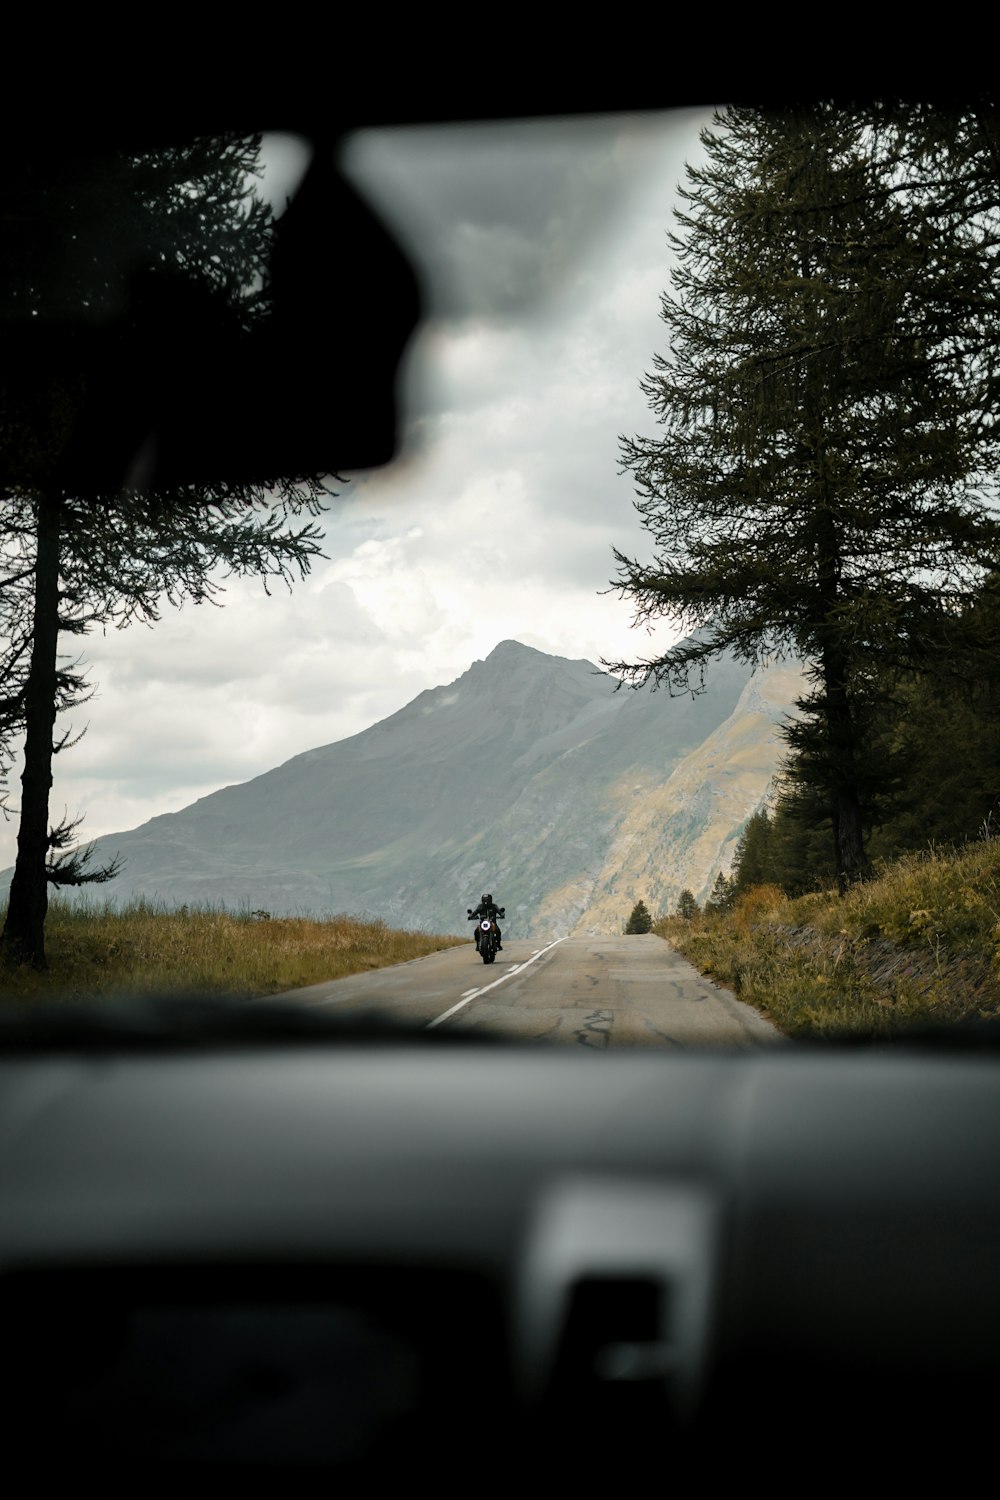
(486, 893, 493, 904)
(481, 894, 488, 904)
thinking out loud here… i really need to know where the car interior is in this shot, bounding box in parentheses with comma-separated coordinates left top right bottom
(3, 77, 999, 1487)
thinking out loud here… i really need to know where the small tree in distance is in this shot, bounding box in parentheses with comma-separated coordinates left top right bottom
(624, 899, 653, 934)
(676, 889, 699, 920)
(704, 872, 735, 915)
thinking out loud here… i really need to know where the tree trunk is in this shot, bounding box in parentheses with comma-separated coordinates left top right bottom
(1, 495, 61, 969)
(833, 784, 867, 895)
(822, 649, 870, 895)
(809, 416, 870, 896)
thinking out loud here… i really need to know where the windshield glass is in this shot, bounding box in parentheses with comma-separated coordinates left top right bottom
(2, 105, 998, 1048)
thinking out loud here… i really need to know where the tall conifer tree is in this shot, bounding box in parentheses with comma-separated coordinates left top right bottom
(608, 105, 1000, 890)
(1, 135, 329, 967)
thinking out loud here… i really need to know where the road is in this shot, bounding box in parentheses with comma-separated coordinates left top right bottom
(274, 933, 779, 1047)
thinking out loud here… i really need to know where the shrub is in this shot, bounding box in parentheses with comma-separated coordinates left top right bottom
(731, 884, 786, 929)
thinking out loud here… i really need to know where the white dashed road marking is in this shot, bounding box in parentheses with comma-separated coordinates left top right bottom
(427, 937, 568, 1030)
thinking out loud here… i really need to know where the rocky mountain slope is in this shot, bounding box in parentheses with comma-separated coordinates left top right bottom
(2, 640, 802, 936)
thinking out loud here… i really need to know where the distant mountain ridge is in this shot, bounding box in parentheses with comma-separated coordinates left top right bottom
(1, 640, 802, 936)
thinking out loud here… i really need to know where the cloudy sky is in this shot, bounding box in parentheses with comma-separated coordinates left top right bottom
(1, 109, 715, 872)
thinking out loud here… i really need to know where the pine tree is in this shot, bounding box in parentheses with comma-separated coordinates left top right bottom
(865, 575, 1000, 855)
(1, 135, 329, 968)
(625, 900, 653, 934)
(730, 808, 775, 895)
(704, 872, 735, 915)
(767, 783, 838, 897)
(607, 105, 1000, 893)
(676, 888, 699, 919)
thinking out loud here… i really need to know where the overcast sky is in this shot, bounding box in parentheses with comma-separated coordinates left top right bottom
(1, 109, 715, 872)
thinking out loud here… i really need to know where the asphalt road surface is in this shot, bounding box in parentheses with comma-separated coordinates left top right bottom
(275, 934, 779, 1047)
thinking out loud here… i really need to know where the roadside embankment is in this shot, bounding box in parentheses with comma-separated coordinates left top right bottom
(655, 841, 1000, 1038)
(0, 900, 465, 1002)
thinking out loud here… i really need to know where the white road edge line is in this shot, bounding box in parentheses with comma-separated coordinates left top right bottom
(426, 936, 569, 1030)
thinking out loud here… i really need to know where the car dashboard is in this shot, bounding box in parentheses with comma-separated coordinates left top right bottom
(2, 1006, 999, 1485)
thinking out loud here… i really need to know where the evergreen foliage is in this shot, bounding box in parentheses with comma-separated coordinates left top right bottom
(704, 871, 735, 914)
(730, 810, 773, 896)
(728, 570, 1000, 897)
(676, 888, 699, 919)
(625, 899, 653, 933)
(730, 793, 838, 898)
(1, 135, 330, 968)
(608, 104, 1000, 895)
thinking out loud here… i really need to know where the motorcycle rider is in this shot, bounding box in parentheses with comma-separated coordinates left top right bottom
(468, 892, 503, 951)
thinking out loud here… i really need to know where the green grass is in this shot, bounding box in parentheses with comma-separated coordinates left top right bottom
(0, 898, 466, 1003)
(654, 841, 1000, 1039)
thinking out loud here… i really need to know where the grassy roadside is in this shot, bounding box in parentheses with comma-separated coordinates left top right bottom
(0, 899, 466, 1003)
(655, 840, 1000, 1039)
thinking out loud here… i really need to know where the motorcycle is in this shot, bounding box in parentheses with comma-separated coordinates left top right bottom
(468, 905, 505, 964)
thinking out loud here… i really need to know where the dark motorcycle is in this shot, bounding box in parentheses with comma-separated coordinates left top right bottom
(468, 905, 505, 964)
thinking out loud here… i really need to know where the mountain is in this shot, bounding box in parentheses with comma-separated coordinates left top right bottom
(1, 641, 802, 936)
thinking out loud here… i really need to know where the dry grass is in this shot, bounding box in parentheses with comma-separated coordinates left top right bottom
(0, 898, 466, 1003)
(654, 840, 1000, 1039)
